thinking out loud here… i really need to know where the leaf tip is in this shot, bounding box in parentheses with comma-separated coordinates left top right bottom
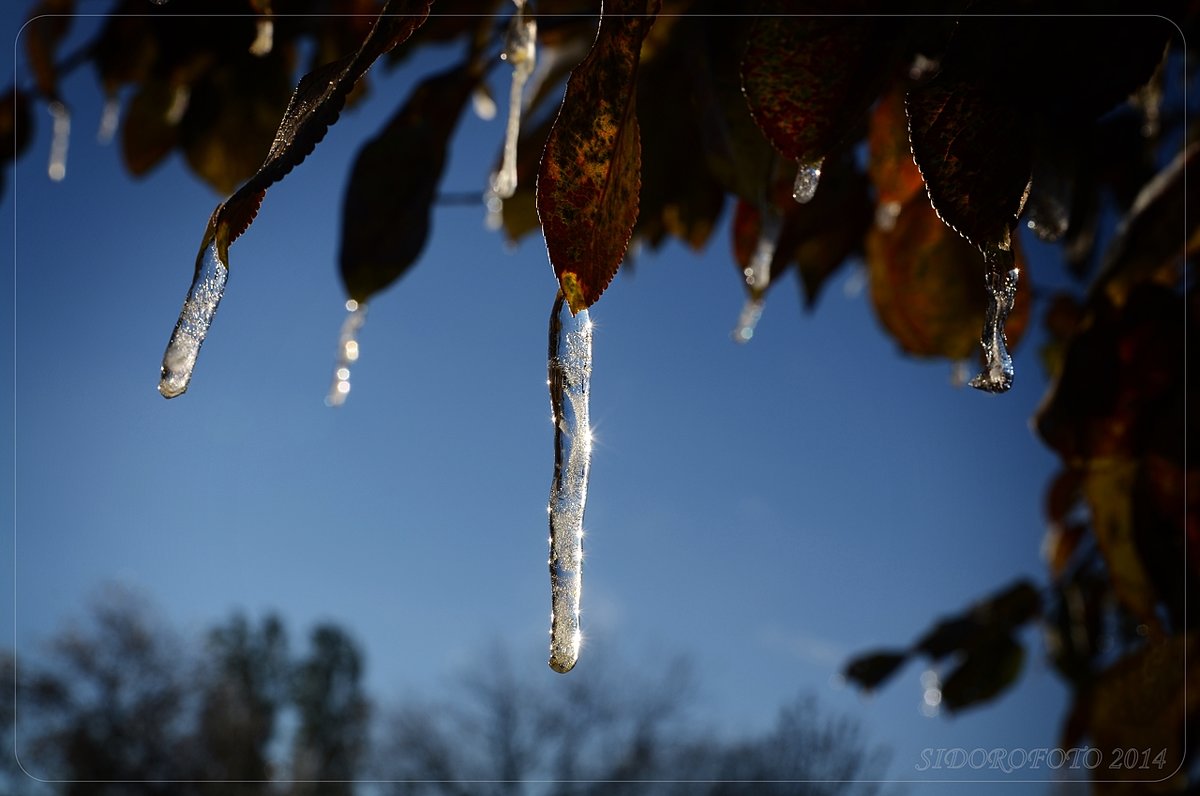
(560, 271, 589, 315)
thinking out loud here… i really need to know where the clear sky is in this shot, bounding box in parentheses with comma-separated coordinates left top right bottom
(6, 6, 1084, 792)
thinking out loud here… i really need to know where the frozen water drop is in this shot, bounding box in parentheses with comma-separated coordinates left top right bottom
(792, 158, 822, 203)
(47, 101, 70, 181)
(96, 96, 119, 144)
(471, 84, 497, 121)
(547, 293, 593, 673)
(326, 299, 368, 407)
(159, 239, 228, 398)
(968, 244, 1019, 394)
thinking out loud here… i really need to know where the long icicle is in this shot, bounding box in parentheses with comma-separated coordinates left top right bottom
(159, 235, 228, 398)
(491, 0, 537, 200)
(547, 292, 593, 673)
(968, 243, 1020, 393)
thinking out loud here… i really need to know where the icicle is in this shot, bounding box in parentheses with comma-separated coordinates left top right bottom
(249, 18, 274, 57)
(792, 158, 822, 203)
(47, 100, 70, 182)
(488, 0, 537, 209)
(547, 293, 593, 674)
(96, 96, 119, 144)
(159, 239, 228, 398)
(325, 299, 367, 407)
(968, 244, 1019, 394)
(732, 204, 781, 343)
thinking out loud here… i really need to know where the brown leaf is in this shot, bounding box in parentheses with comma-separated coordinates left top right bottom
(866, 194, 1030, 361)
(23, 0, 74, 100)
(1074, 634, 1196, 784)
(339, 62, 481, 303)
(867, 82, 924, 218)
(536, 0, 661, 313)
(180, 50, 294, 194)
(121, 79, 181, 177)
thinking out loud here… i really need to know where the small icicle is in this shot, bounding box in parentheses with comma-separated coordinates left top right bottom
(968, 244, 1019, 394)
(326, 299, 368, 407)
(47, 100, 70, 182)
(547, 293, 593, 674)
(792, 158, 823, 203)
(249, 18, 274, 56)
(488, 0, 537, 204)
(732, 204, 781, 343)
(96, 96, 120, 144)
(159, 239, 228, 398)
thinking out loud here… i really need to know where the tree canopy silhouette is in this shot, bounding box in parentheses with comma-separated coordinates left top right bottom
(6, 1, 1196, 792)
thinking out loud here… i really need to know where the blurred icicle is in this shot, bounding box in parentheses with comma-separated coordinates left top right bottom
(96, 96, 119, 144)
(326, 300, 368, 407)
(485, 0, 537, 228)
(47, 101, 70, 181)
(732, 204, 782, 343)
(547, 293, 593, 673)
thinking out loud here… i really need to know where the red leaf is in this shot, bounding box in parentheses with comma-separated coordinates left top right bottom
(740, 14, 886, 167)
(537, 0, 661, 314)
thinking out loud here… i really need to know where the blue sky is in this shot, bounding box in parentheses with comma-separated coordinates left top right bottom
(5, 7, 1087, 791)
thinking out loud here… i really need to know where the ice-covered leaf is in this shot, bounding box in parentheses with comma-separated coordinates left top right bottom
(939, 634, 1024, 712)
(842, 650, 908, 692)
(537, 0, 661, 314)
(340, 61, 481, 303)
(867, 193, 1029, 361)
(740, 14, 887, 175)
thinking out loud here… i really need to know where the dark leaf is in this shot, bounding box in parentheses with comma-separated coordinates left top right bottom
(866, 193, 1030, 361)
(939, 634, 1024, 712)
(121, 79, 181, 177)
(0, 89, 34, 188)
(907, 75, 1031, 251)
(1071, 634, 1194, 780)
(537, 0, 661, 313)
(915, 579, 1041, 660)
(23, 0, 74, 100)
(1090, 141, 1195, 308)
(180, 50, 294, 194)
(635, 13, 726, 251)
(740, 13, 889, 168)
(339, 61, 481, 303)
(1035, 285, 1183, 463)
(842, 650, 908, 692)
